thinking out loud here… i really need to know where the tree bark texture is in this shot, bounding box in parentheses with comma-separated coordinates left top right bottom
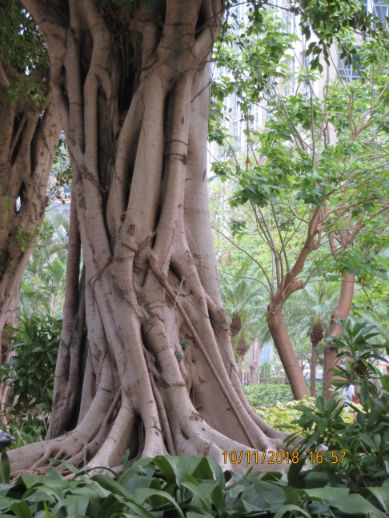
(323, 272, 355, 400)
(248, 338, 261, 385)
(266, 308, 308, 400)
(0, 63, 59, 408)
(309, 319, 324, 397)
(12, 0, 288, 475)
(309, 344, 318, 397)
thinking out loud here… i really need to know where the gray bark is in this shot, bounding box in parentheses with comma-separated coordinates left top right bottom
(11, 0, 289, 475)
(0, 65, 59, 409)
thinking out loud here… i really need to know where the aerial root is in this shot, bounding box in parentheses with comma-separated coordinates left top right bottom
(86, 401, 135, 469)
(149, 374, 176, 455)
(180, 420, 291, 476)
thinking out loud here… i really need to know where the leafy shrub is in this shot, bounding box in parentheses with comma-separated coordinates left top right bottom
(0, 315, 61, 441)
(5, 417, 45, 450)
(288, 320, 389, 488)
(256, 399, 315, 434)
(255, 397, 357, 435)
(243, 383, 294, 407)
(0, 454, 388, 517)
(0, 315, 61, 413)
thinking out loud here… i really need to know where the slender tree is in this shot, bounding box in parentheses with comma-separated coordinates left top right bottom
(322, 234, 357, 399)
(0, 4, 59, 379)
(210, 12, 388, 399)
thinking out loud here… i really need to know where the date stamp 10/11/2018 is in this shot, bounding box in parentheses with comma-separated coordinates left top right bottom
(222, 450, 347, 466)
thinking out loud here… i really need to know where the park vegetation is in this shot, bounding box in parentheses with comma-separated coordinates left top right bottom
(0, 0, 388, 514)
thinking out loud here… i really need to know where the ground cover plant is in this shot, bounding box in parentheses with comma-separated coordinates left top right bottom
(243, 384, 294, 407)
(1, 454, 389, 517)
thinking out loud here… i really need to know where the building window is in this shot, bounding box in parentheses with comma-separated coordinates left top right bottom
(338, 51, 362, 82)
(372, 0, 389, 26)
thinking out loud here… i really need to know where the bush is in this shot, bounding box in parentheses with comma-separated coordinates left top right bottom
(0, 315, 61, 441)
(256, 399, 315, 434)
(254, 397, 355, 435)
(243, 383, 294, 407)
(6, 418, 45, 450)
(0, 454, 388, 517)
(288, 320, 389, 488)
(0, 315, 61, 413)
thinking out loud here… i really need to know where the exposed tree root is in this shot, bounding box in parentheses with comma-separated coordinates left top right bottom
(15, 0, 292, 479)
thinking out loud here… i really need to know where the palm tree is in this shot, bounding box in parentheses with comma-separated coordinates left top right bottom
(284, 282, 339, 395)
(219, 258, 270, 383)
(21, 212, 69, 318)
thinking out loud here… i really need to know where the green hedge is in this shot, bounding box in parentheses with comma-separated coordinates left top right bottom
(243, 383, 294, 407)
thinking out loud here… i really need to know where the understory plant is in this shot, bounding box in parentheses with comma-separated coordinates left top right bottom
(243, 383, 294, 407)
(288, 320, 389, 488)
(0, 454, 389, 517)
(0, 315, 61, 440)
(256, 399, 315, 435)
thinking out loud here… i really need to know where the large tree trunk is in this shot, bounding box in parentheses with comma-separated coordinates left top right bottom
(323, 272, 355, 400)
(267, 308, 308, 399)
(0, 65, 59, 409)
(12, 0, 288, 475)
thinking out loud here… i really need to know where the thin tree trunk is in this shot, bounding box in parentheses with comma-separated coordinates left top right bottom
(11, 0, 290, 476)
(267, 308, 308, 399)
(0, 64, 59, 407)
(249, 338, 261, 385)
(310, 344, 318, 397)
(309, 319, 324, 397)
(0, 291, 18, 416)
(263, 207, 322, 399)
(323, 272, 355, 400)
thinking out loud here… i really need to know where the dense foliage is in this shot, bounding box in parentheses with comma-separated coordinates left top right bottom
(0, 315, 61, 440)
(20, 214, 68, 318)
(210, 3, 389, 397)
(289, 320, 389, 488)
(1, 454, 389, 517)
(0, 0, 48, 105)
(244, 383, 294, 406)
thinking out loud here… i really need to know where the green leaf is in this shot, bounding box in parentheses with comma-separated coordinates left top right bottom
(180, 479, 218, 506)
(11, 501, 33, 518)
(273, 504, 311, 517)
(0, 496, 19, 511)
(368, 487, 389, 512)
(92, 475, 130, 499)
(133, 488, 185, 518)
(63, 494, 90, 516)
(306, 488, 386, 516)
(0, 454, 10, 484)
